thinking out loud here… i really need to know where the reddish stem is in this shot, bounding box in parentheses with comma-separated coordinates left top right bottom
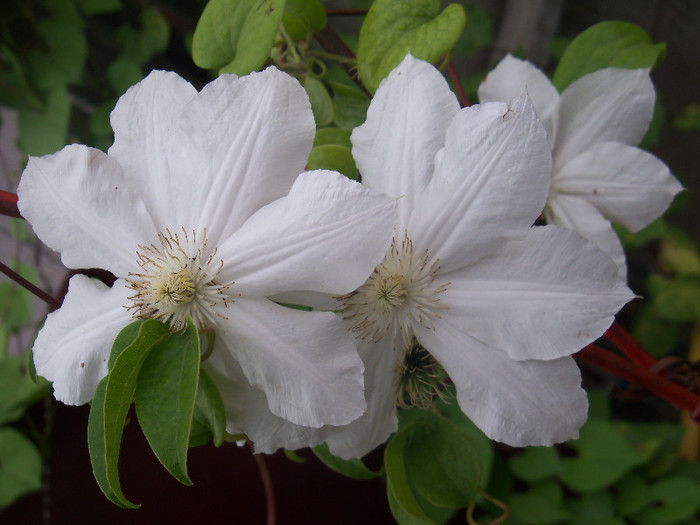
(576, 344, 700, 421)
(326, 8, 368, 16)
(0, 260, 61, 310)
(448, 62, 470, 107)
(248, 442, 276, 525)
(605, 321, 658, 369)
(0, 190, 21, 219)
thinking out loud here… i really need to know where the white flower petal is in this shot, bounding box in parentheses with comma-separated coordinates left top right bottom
(214, 297, 365, 428)
(478, 54, 560, 144)
(183, 67, 316, 242)
(33, 276, 132, 405)
(217, 170, 396, 297)
(352, 54, 460, 227)
(408, 96, 551, 273)
(420, 323, 588, 447)
(547, 194, 629, 279)
(440, 225, 634, 361)
(554, 68, 655, 167)
(17, 145, 155, 277)
(108, 70, 202, 230)
(554, 141, 683, 231)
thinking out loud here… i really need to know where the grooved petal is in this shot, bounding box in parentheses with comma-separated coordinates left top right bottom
(421, 323, 588, 447)
(217, 170, 396, 297)
(440, 225, 634, 361)
(478, 54, 560, 144)
(408, 96, 551, 273)
(17, 145, 155, 277)
(554, 141, 682, 231)
(33, 276, 132, 405)
(214, 298, 365, 427)
(183, 67, 316, 241)
(554, 68, 654, 167)
(351, 54, 460, 227)
(547, 194, 628, 279)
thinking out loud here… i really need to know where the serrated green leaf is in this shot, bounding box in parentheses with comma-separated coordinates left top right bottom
(307, 144, 358, 180)
(283, 0, 326, 40)
(88, 319, 170, 508)
(312, 443, 381, 480)
(648, 274, 700, 322)
(552, 21, 665, 92)
(0, 428, 43, 509)
(313, 127, 352, 148)
(303, 76, 333, 126)
(404, 412, 480, 509)
(509, 481, 572, 525)
(330, 81, 370, 132)
(17, 86, 70, 155)
(357, 0, 466, 93)
(192, 0, 286, 74)
(135, 318, 200, 485)
(559, 419, 644, 493)
(509, 446, 561, 484)
(193, 367, 226, 447)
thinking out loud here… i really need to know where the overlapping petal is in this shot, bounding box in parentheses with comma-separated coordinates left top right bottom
(17, 145, 155, 277)
(477, 54, 560, 143)
(351, 54, 460, 227)
(217, 170, 396, 297)
(438, 225, 634, 362)
(182, 67, 317, 241)
(214, 297, 365, 428)
(33, 276, 132, 405)
(421, 322, 588, 447)
(554, 141, 683, 231)
(554, 68, 655, 167)
(408, 95, 551, 273)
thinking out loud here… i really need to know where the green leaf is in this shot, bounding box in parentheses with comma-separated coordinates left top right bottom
(284, 449, 306, 463)
(0, 261, 37, 330)
(330, 81, 370, 132)
(384, 425, 435, 525)
(559, 419, 645, 493)
(641, 477, 700, 523)
(192, 0, 286, 74)
(508, 446, 561, 484)
(452, 4, 493, 57)
(17, 86, 70, 155)
(404, 413, 480, 509)
(76, 0, 122, 14)
(648, 274, 700, 322)
(193, 367, 226, 447)
(107, 59, 144, 96)
(26, 20, 87, 90)
(307, 144, 359, 180)
(303, 76, 333, 126)
(115, 9, 170, 66)
(0, 428, 43, 509)
(0, 353, 51, 425)
(615, 474, 651, 517)
(617, 421, 683, 478)
(631, 304, 679, 359)
(674, 104, 700, 132)
(313, 127, 352, 148)
(566, 491, 622, 525)
(283, 0, 326, 40)
(87, 319, 170, 508)
(312, 443, 381, 480)
(659, 236, 700, 276)
(357, 0, 466, 93)
(508, 481, 572, 525)
(135, 318, 200, 485)
(552, 21, 665, 92)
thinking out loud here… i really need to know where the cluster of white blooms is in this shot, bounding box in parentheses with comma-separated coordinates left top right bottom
(17, 54, 680, 457)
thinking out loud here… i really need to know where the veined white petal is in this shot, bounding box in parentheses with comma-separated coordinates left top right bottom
(408, 96, 551, 273)
(352, 54, 460, 228)
(554, 68, 655, 168)
(547, 194, 629, 279)
(554, 141, 683, 231)
(217, 170, 396, 297)
(184, 67, 316, 243)
(108, 70, 202, 230)
(213, 297, 365, 428)
(440, 225, 634, 361)
(17, 145, 155, 277)
(33, 276, 132, 405)
(421, 323, 588, 447)
(478, 54, 560, 145)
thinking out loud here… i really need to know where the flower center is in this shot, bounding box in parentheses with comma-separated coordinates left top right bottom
(394, 338, 451, 409)
(126, 228, 235, 331)
(338, 232, 448, 349)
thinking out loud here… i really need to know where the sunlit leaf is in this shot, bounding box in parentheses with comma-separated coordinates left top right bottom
(307, 144, 358, 180)
(313, 127, 352, 148)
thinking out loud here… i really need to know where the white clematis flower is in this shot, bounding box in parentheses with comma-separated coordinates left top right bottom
(18, 67, 397, 429)
(226, 55, 636, 458)
(478, 55, 683, 278)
